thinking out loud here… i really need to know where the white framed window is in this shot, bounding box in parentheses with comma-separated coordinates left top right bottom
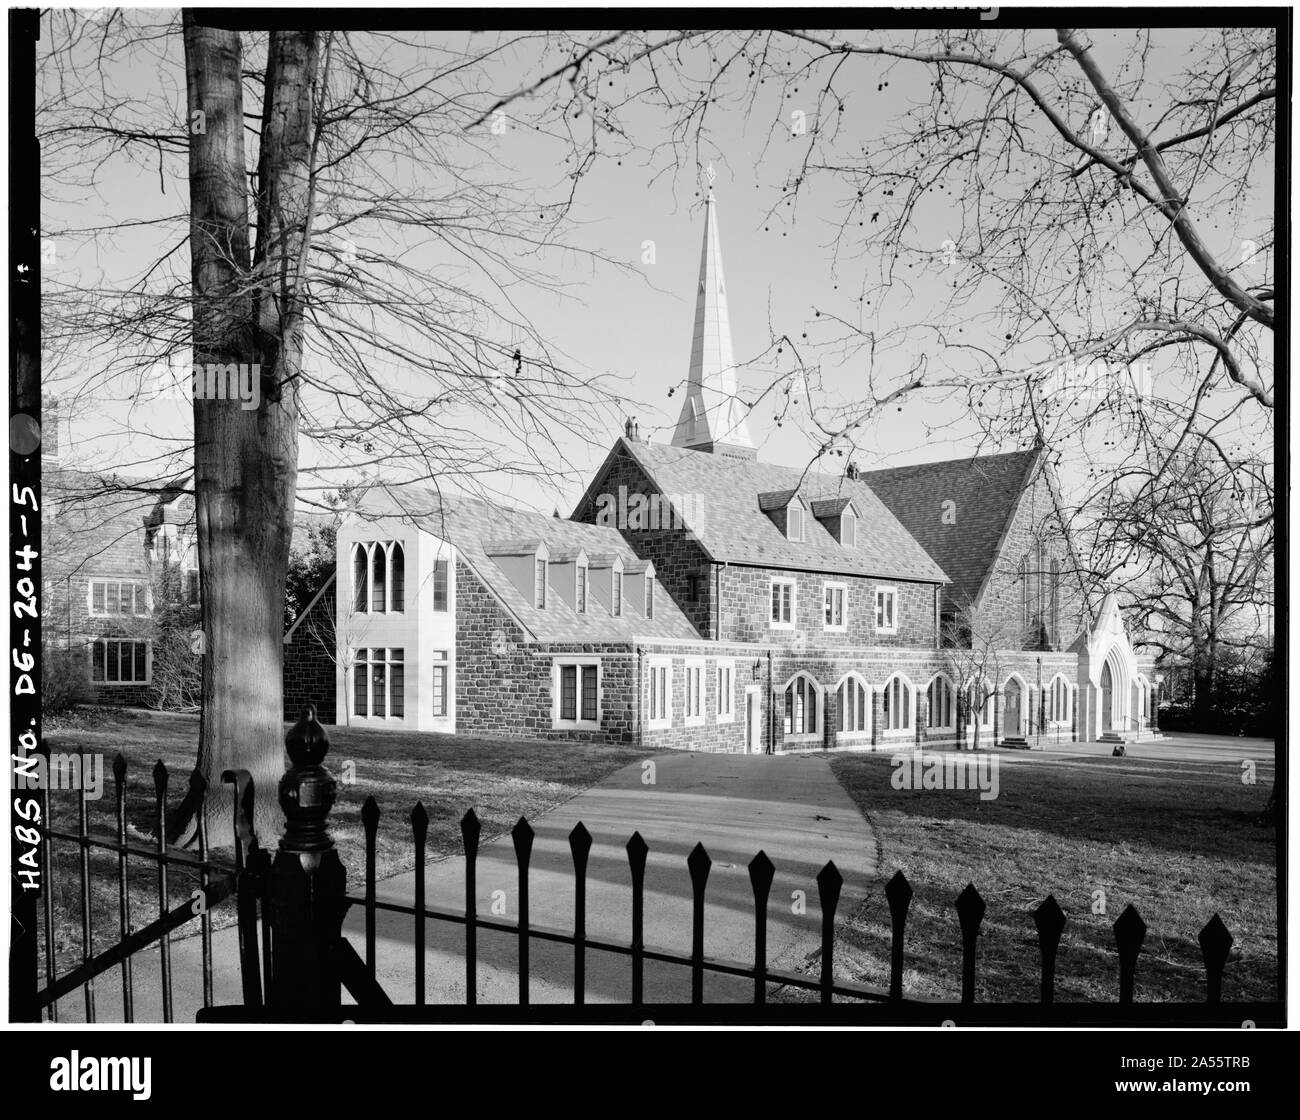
(784, 673, 821, 739)
(684, 657, 705, 725)
(875, 586, 898, 635)
(644, 574, 655, 619)
(351, 541, 405, 614)
(1047, 673, 1072, 725)
(841, 510, 857, 548)
(927, 674, 956, 730)
(823, 582, 847, 631)
(770, 578, 796, 629)
(353, 647, 406, 719)
(431, 650, 449, 717)
(90, 639, 150, 684)
(837, 674, 870, 736)
(89, 579, 149, 617)
(554, 658, 600, 728)
(433, 559, 449, 612)
(576, 564, 588, 613)
(787, 503, 804, 542)
(612, 570, 623, 617)
(881, 673, 914, 733)
(716, 659, 735, 723)
(646, 657, 671, 729)
(535, 559, 548, 609)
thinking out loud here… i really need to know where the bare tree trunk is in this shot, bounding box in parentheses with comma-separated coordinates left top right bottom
(184, 18, 316, 842)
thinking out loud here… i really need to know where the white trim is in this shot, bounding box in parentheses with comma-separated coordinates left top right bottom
(87, 577, 150, 619)
(552, 656, 602, 730)
(782, 670, 823, 743)
(874, 585, 899, 635)
(880, 671, 915, 736)
(834, 671, 872, 739)
(769, 576, 796, 630)
(823, 580, 848, 632)
(715, 658, 736, 723)
(646, 656, 673, 729)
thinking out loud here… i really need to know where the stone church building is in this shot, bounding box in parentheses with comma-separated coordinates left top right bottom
(284, 194, 1158, 752)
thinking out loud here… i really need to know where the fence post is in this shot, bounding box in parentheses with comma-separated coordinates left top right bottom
(884, 870, 912, 1002)
(1199, 913, 1233, 1005)
(1033, 895, 1067, 1004)
(955, 883, 985, 1006)
(1113, 904, 1147, 1005)
(267, 706, 346, 1014)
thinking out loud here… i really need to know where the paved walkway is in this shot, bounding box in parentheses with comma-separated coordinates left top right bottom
(53, 750, 877, 1018)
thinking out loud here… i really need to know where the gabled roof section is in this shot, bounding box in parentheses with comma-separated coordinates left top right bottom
(811, 497, 855, 519)
(859, 448, 1042, 610)
(353, 487, 698, 643)
(757, 488, 800, 512)
(594, 439, 948, 584)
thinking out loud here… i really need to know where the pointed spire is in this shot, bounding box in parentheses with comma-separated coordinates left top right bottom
(671, 187, 755, 456)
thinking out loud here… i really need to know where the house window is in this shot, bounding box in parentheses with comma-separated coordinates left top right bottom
(89, 580, 148, 617)
(770, 578, 795, 628)
(535, 559, 547, 609)
(787, 504, 804, 542)
(433, 559, 448, 612)
(837, 676, 869, 734)
(431, 651, 448, 717)
(927, 676, 955, 729)
(881, 674, 912, 732)
(352, 542, 405, 614)
(184, 569, 200, 607)
(91, 639, 149, 684)
(354, 647, 405, 719)
(716, 660, 735, 722)
(841, 510, 857, 548)
(645, 575, 654, 619)
(684, 658, 705, 724)
(555, 660, 600, 727)
(577, 565, 588, 613)
(824, 583, 846, 630)
(647, 659, 670, 727)
(784, 674, 819, 737)
(612, 570, 623, 617)
(875, 587, 898, 634)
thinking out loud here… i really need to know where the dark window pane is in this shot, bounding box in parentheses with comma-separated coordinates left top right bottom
(353, 546, 368, 612)
(372, 664, 386, 717)
(581, 666, 598, 722)
(92, 583, 105, 614)
(106, 583, 120, 615)
(433, 559, 447, 612)
(354, 664, 367, 717)
(372, 546, 386, 612)
(107, 642, 120, 682)
(92, 641, 105, 681)
(390, 663, 404, 718)
(134, 643, 147, 682)
(560, 665, 577, 720)
(391, 545, 406, 612)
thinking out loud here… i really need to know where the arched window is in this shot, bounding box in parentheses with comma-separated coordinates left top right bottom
(966, 679, 994, 729)
(353, 543, 369, 612)
(390, 543, 405, 612)
(785, 674, 820, 737)
(881, 673, 913, 732)
(837, 675, 869, 735)
(1049, 557, 1061, 643)
(927, 674, 955, 729)
(371, 544, 387, 612)
(1048, 673, 1071, 723)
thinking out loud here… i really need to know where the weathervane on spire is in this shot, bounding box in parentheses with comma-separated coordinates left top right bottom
(706, 163, 717, 193)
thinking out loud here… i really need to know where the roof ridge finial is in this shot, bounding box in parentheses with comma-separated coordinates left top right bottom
(706, 162, 717, 197)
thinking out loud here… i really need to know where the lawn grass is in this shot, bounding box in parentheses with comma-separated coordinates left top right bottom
(827, 745, 1278, 1004)
(38, 707, 650, 976)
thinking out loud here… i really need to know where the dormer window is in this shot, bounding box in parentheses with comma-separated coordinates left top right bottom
(842, 510, 857, 548)
(612, 570, 623, 616)
(535, 558, 548, 609)
(645, 574, 655, 619)
(787, 504, 804, 542)
(576, 563, 588, 613)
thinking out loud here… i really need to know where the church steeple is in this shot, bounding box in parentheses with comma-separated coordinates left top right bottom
(670, 185, 756, 459)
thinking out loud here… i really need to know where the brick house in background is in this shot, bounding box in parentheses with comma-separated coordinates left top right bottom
(284, 192, 1158, 750)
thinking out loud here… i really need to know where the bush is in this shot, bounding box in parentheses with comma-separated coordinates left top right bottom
(1157, 701, 1276, 738)
(147, 627, 201, 712)
(42, 644, 88, 714)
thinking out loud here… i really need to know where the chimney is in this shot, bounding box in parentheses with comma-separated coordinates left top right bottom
(845, 461, 859, 481)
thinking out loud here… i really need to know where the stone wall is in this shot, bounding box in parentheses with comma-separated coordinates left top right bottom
(284, 584, 337, 724)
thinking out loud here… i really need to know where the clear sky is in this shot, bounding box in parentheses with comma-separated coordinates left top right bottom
(40, 16, 1273, 521)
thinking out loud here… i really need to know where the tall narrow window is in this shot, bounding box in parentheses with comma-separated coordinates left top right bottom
(581, 666, 598, 722)
(431, 651, 448, 716)
(577, 565, 588, 613)
(433, 559, 448, 612)
(787, 504, 804, 542)
(389, 648, 405, 718)
(882, 674, 912, 731)
(535, 559, 547, 609)
(371, 546, 387, 612)
(612, 570, 623, 617)
(927, 676, 954, 728)
(838, 677, 868, 733)
(645, 574, 654, 619)
(1050, 557, 1061, 643)
(353, 544, 368, 612)
(841, 511, 856, 547)
(390, 544, 405, 612)
(560, 665, 578, 720)
(785, 675, 818, 736)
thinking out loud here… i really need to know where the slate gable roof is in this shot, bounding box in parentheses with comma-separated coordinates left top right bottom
(355, 487, 700, 643)
(858, 448, 1042, 611)
(586, 438, 950, 585)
